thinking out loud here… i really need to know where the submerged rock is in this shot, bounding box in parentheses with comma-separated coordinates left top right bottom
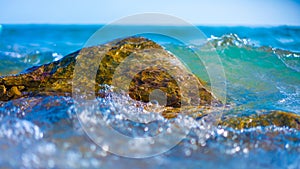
(219, 111, 300, 130)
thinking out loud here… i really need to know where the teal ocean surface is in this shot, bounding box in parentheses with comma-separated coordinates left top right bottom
(0, 25, 300, 169)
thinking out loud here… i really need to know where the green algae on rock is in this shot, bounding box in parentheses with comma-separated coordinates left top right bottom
(219, 111, 300, 130)
(0, 37, 218, 109)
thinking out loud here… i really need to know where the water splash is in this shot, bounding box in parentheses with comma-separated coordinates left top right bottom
(0, 88, 299, 168)
(0, 117, 43, 143)
(0, 25, 300, 168)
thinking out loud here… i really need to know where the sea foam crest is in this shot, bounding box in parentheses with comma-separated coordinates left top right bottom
(207, 33, 253, 48)
(207, 33, 300, 72)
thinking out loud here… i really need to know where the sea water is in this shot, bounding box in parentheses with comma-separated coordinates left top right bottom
(0, 25, 299, 169)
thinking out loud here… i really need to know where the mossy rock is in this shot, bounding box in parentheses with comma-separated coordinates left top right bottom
(0, 37, 217, 109)
(219, 111, 300, 130)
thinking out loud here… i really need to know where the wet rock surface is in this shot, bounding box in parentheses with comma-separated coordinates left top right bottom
(0, 37, 216, 106)
(220, 111, 300, 130)
(0, 36, 299, 130)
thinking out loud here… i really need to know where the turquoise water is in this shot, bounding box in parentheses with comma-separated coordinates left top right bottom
(0, 25, 300, 168)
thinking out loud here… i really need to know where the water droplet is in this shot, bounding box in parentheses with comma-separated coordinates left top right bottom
(184, 149, 192, 156)
(285, 144, 290, 149)
(243, 148, 249, 154)
(223, 131, 228, 137)
(158, 127, 163, 132)
(102, 144, 109, 152)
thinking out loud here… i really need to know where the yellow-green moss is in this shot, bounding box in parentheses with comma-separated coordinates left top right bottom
(0, 37, 216, 108)
(219, 111, 300, 130)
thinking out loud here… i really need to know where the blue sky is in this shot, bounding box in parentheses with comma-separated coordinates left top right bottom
(0, 0, 300, 25)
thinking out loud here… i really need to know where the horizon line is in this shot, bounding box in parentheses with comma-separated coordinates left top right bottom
(1, 23, 300, 27)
